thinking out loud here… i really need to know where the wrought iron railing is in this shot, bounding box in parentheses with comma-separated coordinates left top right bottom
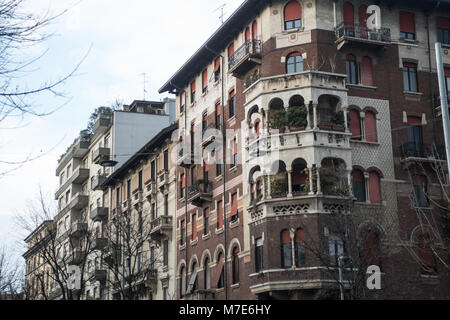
(335, 23, 391, 42)
(228, 40, 262, 70)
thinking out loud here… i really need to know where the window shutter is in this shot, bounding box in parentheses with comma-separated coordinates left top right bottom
(352, 169, 365, 182)
(358, 5, 368, 27)
(281, 230, 291, 244)
(365, 111, 377, 142)
(181, 219, 185, 230)
(347, 54, 356, 61)
(437, 17, 450, 29)
(349, 109, 362, 139)
(231, 193, 238, 217)
(202, 69, 208, 88)
(191, 81, 196, 93)
(284, 1, 302, 21)
(369, 171, 381, 204)
(228, 43, 234, 57)
(214, 57, 221, 72)
(181, 174, 185, 188)
(400, 11, 415, 33)
(252, 20, 258, 40)
(233, 139, 237, 155)
(361, 56, 373, 86)
(192, 214, 197, 240)
(181, 91, 185, 106)
(213, 254, 224, 286)
(217, 201, 223, 228)
(407, 116, 421, 126)
(205, 207, 210, 218)
(255, 121, 260, 136)
(445, 68, 450, 77)
(343, 2, 355, 26)
(216, 103, 222, 116)
(295, 229, 305, 243)
(245, 27, 251, 42)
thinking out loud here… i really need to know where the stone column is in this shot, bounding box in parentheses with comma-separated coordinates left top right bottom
(343, 107, 349, 133)
(360, 112, 366, 141)
(287, 169, 293, 198)
(313, 104, 318, 130)
(308, 166, 314, 195)
(306, 104, 311, 130)
(267, 175, 272, 200)
(364, 172, 370, 203)
(347, 169, 353, 197)
(316, 165, 322, 195)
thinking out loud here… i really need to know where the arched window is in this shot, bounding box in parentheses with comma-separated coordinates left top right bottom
(204, 257, 210, 289)
(369, 171, 381, 204)
(252, 20, 258, 40)
(216, 253, 224, 288)
(346, 54, 358, 84)
(359, 5, 368, 38)
(343, 2, 355, 35)
(352, 169, 366, 202)
(281, 229, 292, 268)
(180, 266, 186, 298)
(365, 111, 377, 142)
(295, 228, 306, 267)
(286, 52, 303, 74)
(418, 233, 437, 274)
(362, 230, 381, 268)
(361, 56, 373, 86)
(349, 109, 362, 140)
(232, 247, 240, 284)
(284, 1, 302, 30)
(255, 120, 261, 136)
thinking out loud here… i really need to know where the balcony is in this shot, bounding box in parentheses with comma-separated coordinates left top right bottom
(92, 237, 107, 251)
(335, 23, 391, 50)
(178, 148, 194, 168)
(91, 174, 108, 191)
(93, 114, 112, 136)
(69, 193, 89, 211)
(183, 290, 215, 300)
(145, 180, 157, 196)
(157, 170, 169, 191)
(69, 222, 88, 239)
(88, 268, 107, 284)
(90, 207, 108, 222)
(150, 215, 173, 240)
(67, 250, 84, 265)
(103, 245, 121, 265)
(228, 40, 262, 78)
(125, 268, 157, 288)
(400, 143, 446, 163)
(56, 136, 91, 176)
(188, 180, 213, 207)
(122, 199, 132, 213)
(132, 189, 144, 207)
(55, 167, 90, 200)
(92, 147, 111, 165)
(201, 125, 217, 148)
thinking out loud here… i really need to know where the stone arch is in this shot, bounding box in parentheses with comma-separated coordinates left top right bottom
(200, 250, 212, 269)
(228, 238, 242, 258)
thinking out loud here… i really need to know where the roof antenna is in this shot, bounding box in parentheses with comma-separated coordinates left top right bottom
(214, 3, 226, 25)
(140, 73, 148, 100)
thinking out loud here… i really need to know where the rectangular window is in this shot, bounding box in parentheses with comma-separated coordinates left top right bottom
(229, 90, 235, 118)
(400, 11, 415, 40)
(202, 112, 208, 134)
(116, 187, 121, 207)
(127, 179, 131, 199)
(191, 213, 197, 241)
(403, 62, 418, 92)
(163, 240, 169, 267)
(180, 91, 186, 113)
(164, 194, 169, 216)
(438, 17, 450, 44)
(202, 69, 208, 93)
(150, 246, 155, 269)
(180, 173, 185, 198)
(346, 58, 358, 84)
(216, 149, 222, 176)
(255, 238, 263, 272)
(214, 57, 221, 82)
(164, 149, 169, 171)
(231, 138, 237, 168)
(329, 235, 345, 265)
(138, 171, 143, 190)
(228, 43, 234, 58)
(231, 193, 238, 223)
(190, 81, 196, 103)
(151, 160, 156, 181)
(151, 203, 156, 220)
(215, 102, 222, 129)
(180, 219, 186, 245)
(203, 207, 210, 235)
(163, 287, 169, 300)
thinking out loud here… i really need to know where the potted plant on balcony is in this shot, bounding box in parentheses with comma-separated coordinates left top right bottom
(269, 110, 287, 133)
(287, 105, 307, 131)
(331, 111, 345, 132)
(271, 178, 288, 198)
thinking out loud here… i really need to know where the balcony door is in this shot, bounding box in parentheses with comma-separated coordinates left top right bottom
(407, 117, 423, 156)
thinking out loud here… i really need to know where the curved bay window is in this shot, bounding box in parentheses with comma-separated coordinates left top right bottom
(281, 229, 292, 268)
(286, 52, 303, 74)
(295, 228, 306, 267)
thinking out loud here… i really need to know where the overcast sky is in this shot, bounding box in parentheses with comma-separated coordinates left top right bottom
(0, 0, 245, 260)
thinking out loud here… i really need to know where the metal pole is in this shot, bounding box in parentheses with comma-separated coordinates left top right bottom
(338, 255, 345, 301)
(435, 42, 450, 181)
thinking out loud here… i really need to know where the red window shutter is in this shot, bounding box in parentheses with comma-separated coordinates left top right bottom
(349, 109, 361, 139)
(281, 230, 291, 244)
(203, 112, 208, 122)
(181, 174, 185, 188)
(407, 116, 421, 126)
(295, 229, 305, 243)
(228, 43, 234, 57)
(361, 56, 373, 86)
(400, 11, 415, 33)
(343, 2, 355, 25)
(437, 17, 450, 29)
(445, 68, 450, 77)
(213, 254, 224, 286)
(231, 193, 238, 217)
(214, 57, 221, 72)
(369, 171, 381, 204)
(229, 89, 235, 97)
(205, 208, 210, 218)
(346, 54, 356, 61)
(181, 219, 185, 230)
(191, 81, 196, 93)
(216, 103, 222, 116)
(205, 162, 209, 173)
(352, 169, 365, 183)
(403, 62, 417, 69)
(359, 5, 368, 27)
(252, 20, 258, 40)
(202, 69, 208, 88)
(365, 111, 377, 142)
(192, 214, 197, 240)
(233, 139, 237, 155)
(284, 1, 302, 21)
(245, 27, 251, 42)
(180, 92, 185, 106)
(218, 201, 223, 228)
(255, 121, 260, 136)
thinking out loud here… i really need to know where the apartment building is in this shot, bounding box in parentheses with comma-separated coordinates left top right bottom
(23, 221, 55, 300)
(159, 0, 450, 299)
(48, 99, 174, 300)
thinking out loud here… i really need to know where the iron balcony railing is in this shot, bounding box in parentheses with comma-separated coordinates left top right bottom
(228, 40, 262, 71)
(188, 180, 213, 197)
(335, 23, 391, 43)
(400, 143, 446, 160)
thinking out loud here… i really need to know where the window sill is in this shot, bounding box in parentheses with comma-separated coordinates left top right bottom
(201, 89, 208, 97)
(190, 239, 198, 247)
(403, 91, 423, 96)
(202, 232, 211, 241)
(399, 38, 418, 45)
(213, 79, 221, 87)
(215, 175, 223, 183)
(190, 101, 196, 108)
(350, 140, 380, 146)
(215, 288, 225, 293)
(229, 166, 238, 174)
(230, 218, 240, 229)
(215, 228, 224, 235)
(179, 244, 186, 251)
(282, 27, 304, 35)
(231, 283, 240, 289)
(346, 83, 377, 91)
(354, 201, 384, 208)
